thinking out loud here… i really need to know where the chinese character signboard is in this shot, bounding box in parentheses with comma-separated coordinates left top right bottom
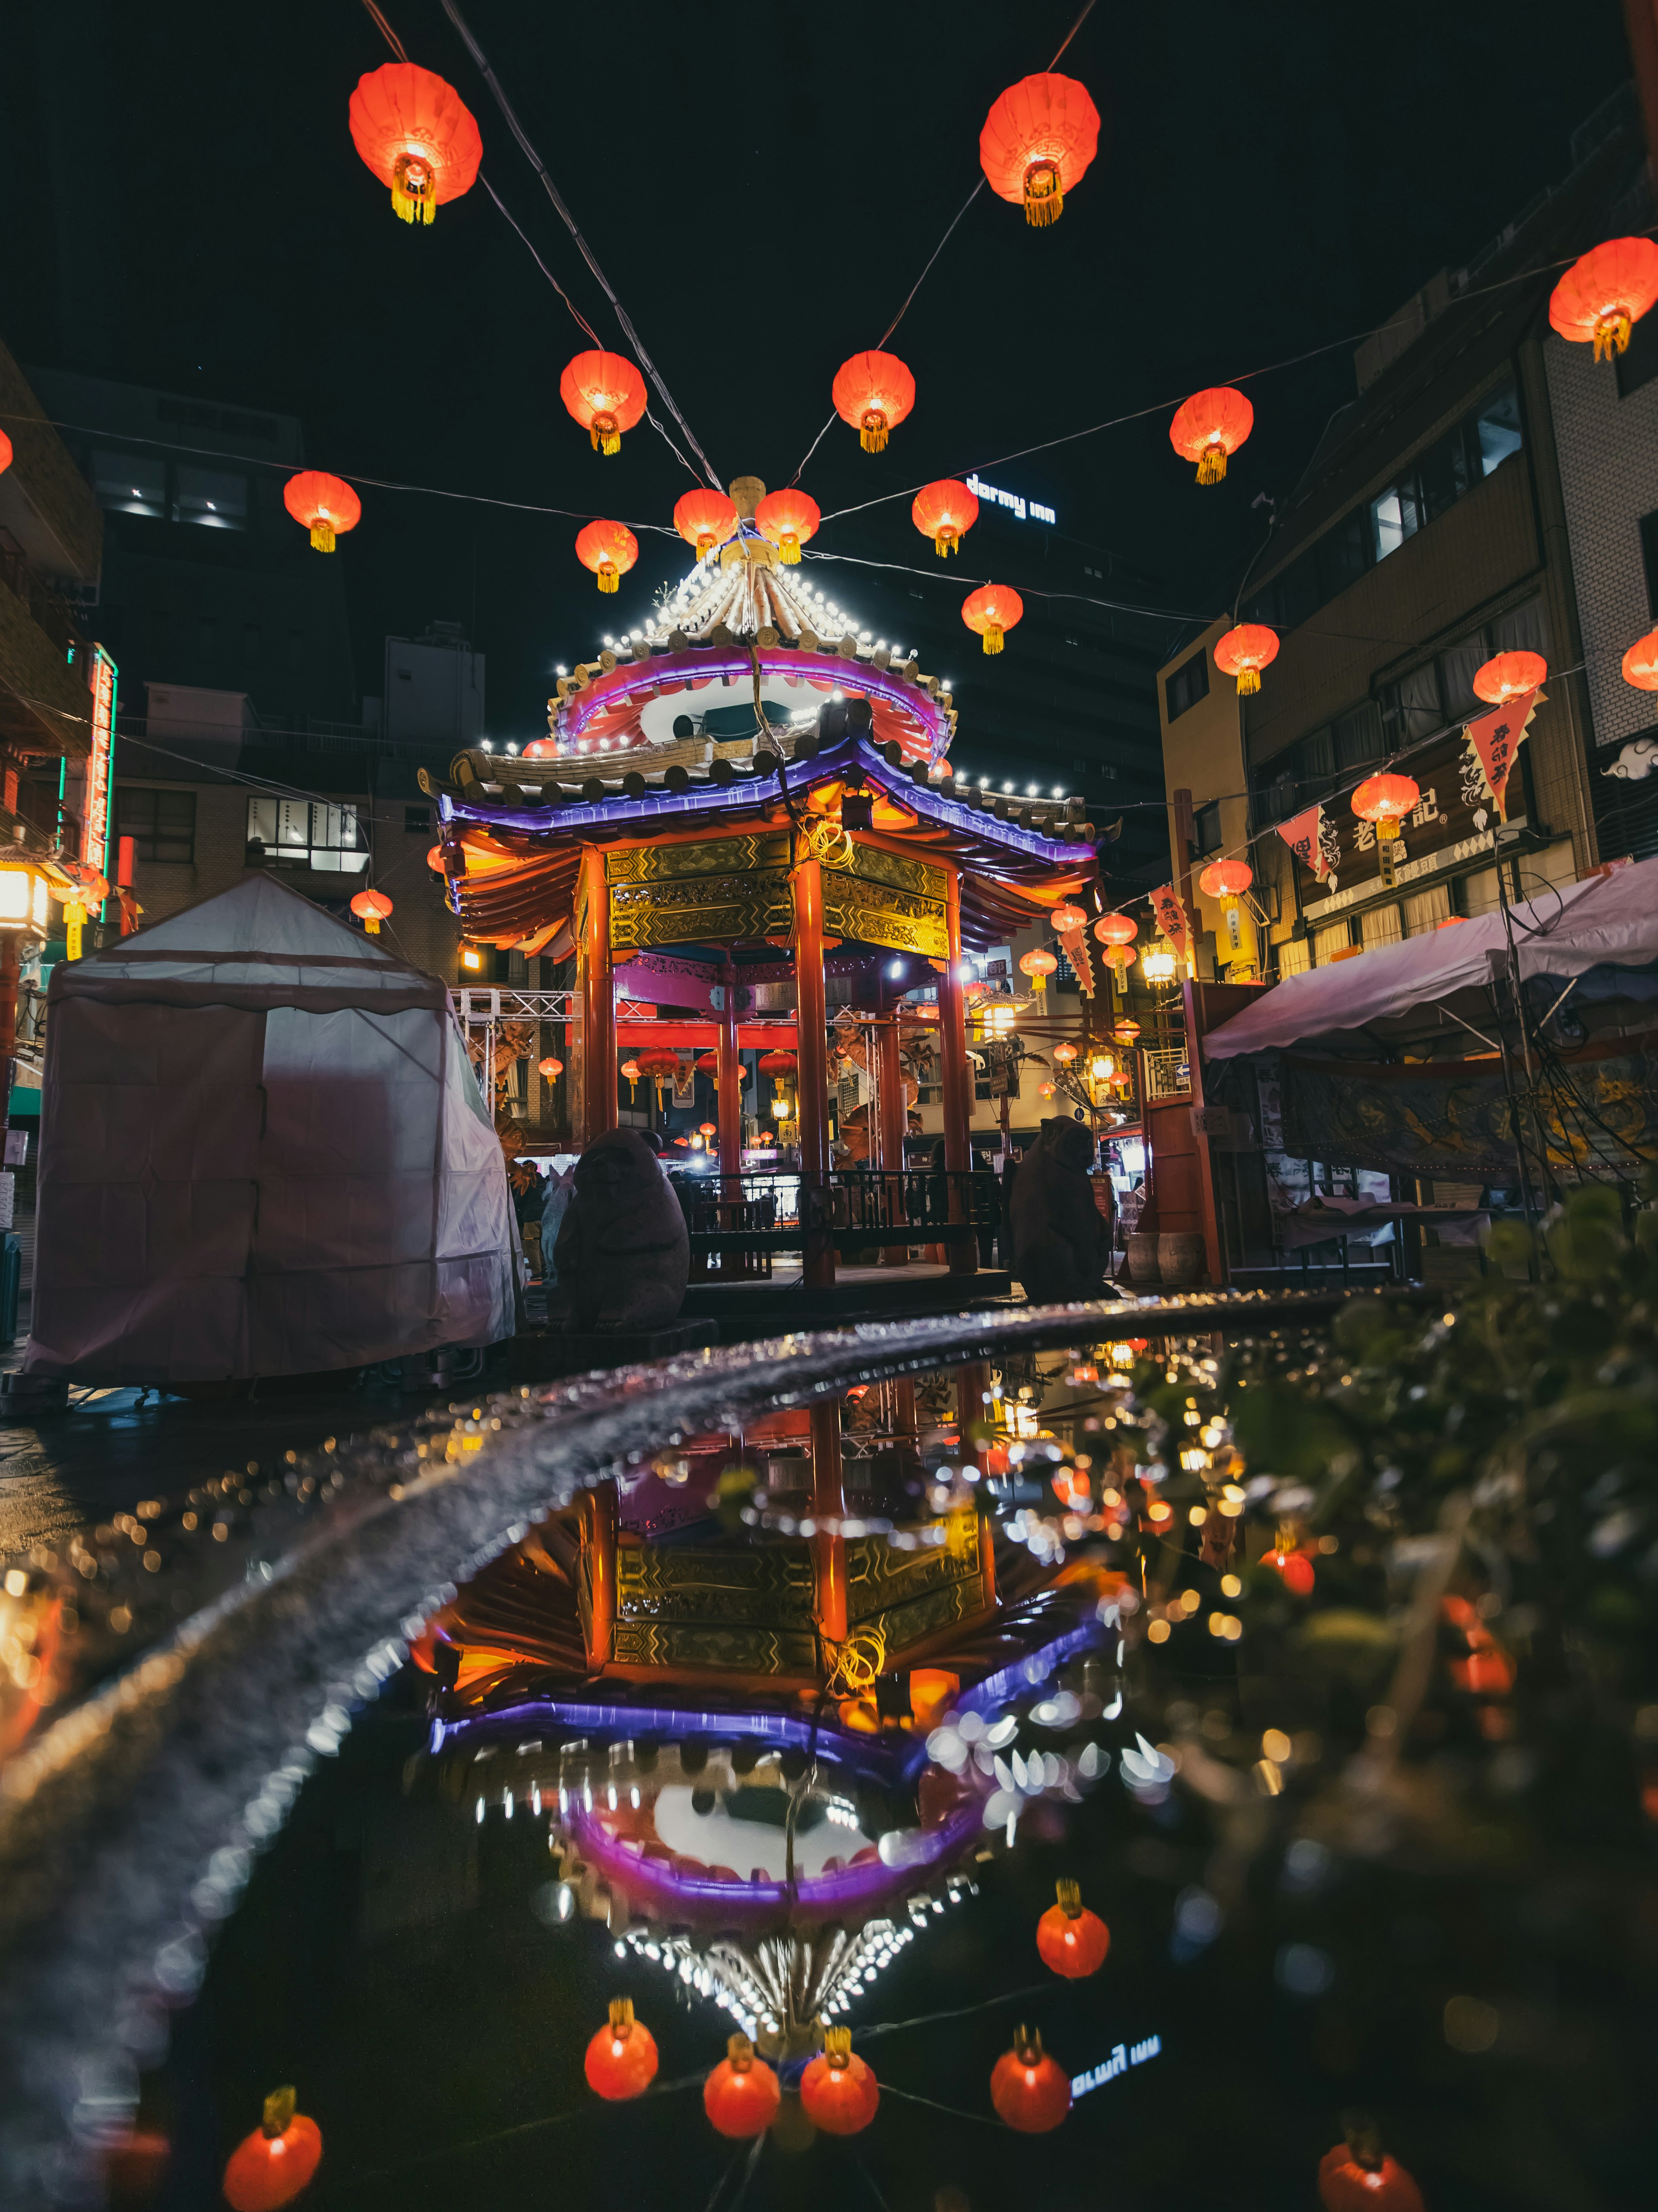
(1149, 884, 1192, 962)
(61, 644, 117, 891)
(1276, 802, 1340, 887)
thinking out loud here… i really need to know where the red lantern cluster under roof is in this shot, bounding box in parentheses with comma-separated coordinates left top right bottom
(1473, 650, 1546, 704)
(832, 351, 915, 452)
(755, 487, 820, 563)
(1549, 236, 1658, 361)
(1623, 629, 1658, 691)
(575, 519, 639, 593)
(979, 72, 1101, 227)
(1198, 858, 1253, 910)
(673, 488, 738, 560)
(962, 582, 1024, 655)
(1214, 623, 1279, 694)
(911, 478, 979, 557)
(1170, 386, 1255, 485)
(1351, 771, 1420, 842)
(348, 62, 481, 226)
(283, 472, 360, 554)
(560, 350, 648, 454)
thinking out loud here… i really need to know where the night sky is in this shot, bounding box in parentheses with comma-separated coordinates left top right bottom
(0, 0, 1633, 765)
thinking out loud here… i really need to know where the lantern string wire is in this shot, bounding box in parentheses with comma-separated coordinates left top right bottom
(435, 0, 725, 492)
(876, 2081, 1006, 2127)
(850, 1977, 1055, 2043)
(789, 0, 1101, 486)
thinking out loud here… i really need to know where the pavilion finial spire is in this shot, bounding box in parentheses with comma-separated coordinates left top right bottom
(728, 475, 766, 520)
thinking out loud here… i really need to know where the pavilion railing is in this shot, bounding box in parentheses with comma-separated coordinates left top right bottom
(677, 1169, 998, 1276)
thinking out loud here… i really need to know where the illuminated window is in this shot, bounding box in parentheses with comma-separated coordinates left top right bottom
(174, 465, 247, 530)
(92, 449, 166, 519)
(247, 796, 367, 872)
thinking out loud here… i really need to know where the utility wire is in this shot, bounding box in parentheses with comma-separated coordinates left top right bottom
(436, 0, 723, 491)
(790, 0, 1100, 483)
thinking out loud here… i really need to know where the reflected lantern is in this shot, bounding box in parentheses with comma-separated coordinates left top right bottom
(1214, 624, 1279, 694)
(283, 472, 360, 553)
(1473, 650, 1545, 704)
(1549, 236, 1658, 361)
(979, 73, 1101, 226)
(1351, 772, 1420, 843)
(962, 583, 1024, 655)
(1198, 859, 1252, 911)
(911, 479, 979, 557)
(221, 2088, 323, 2212)
(799, 2029, 879, 2134)
(1318, 2126, 1425, 2212)
(1623, 629, 1658, 691)
(674, 489, 738, 560)
(1037, 1879, 1111, 1977)
(585, 1998, 658, 2099)
(832, 351, 915, 452)
(703, 2035, 781, 2139)
(576, 520, 639, 593)
(560, 351, 648, 454)
(990, 2026, 1072, 2132)
(1169, 387, 1254, 485)
(755, 488, 820, 563)
(348, 63, 481, 225)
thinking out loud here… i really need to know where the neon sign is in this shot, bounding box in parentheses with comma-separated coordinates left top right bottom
(966, 473, 1056, 526)
(1071, 2032, 1162, 2100)
(82, 646, 116, 879)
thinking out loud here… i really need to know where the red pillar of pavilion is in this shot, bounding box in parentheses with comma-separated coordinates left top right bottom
(876, 1012, 908, 1265)
(578, 845, 616, 1150)
(717, 961, 742, 1180)
(792, 851, 835, 1289)
(810, 1398, 848, 1645)
(939, 865, 975, 1276)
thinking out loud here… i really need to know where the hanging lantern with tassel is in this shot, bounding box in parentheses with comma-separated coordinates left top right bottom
(576, 519, 639, 594)
(560, 351, 648, 454)
(283, 472, 360, 554)
(1169, 387, 1255, 485)
(962, 583, 1024, 656)
(1197, 859, 1252, 913)
(755, 487, 820, 563)
(911, 478, 980, 557)
(348, 63, 481, 226)
(349, 888, 392, 935)
(1549, 236, 1658, 362)
(674, 489, 738, 561)
(1214, 624, 1280, 695)
(979, 73, 1101, 226)
(1019, 947, 1057, 996)
(831, 351, 915, 453)
(799, 2028, 880, 2134)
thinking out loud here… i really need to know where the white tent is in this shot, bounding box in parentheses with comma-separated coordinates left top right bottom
(1204, 857, 1658, 1060)
(24, 874, 517, 1383)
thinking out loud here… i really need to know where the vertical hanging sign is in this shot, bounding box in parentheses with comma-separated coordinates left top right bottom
(1149, 883, 1193, 965)
(1275, 802, 1340, 887)
(1463, 689, 1539, 825)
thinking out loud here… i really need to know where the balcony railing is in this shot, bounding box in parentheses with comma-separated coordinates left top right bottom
(676, 1168, 999, 1277)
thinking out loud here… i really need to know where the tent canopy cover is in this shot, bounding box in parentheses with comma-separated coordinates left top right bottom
(1204, 858, 1658, 1062)
(24, 874, 516, 1384)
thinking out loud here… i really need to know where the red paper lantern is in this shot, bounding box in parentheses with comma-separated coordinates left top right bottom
(757, 1049, 797, 1076)
(348, 63, 481, 226)
(1317, 2131, 1424, 2212)
(538, 1056, 563, 1078)
(702, 2034, 781, 2139)
(636, 1047, 683, 1098)
(1549, 235, 1658, 361)
(560, 351, 648, 455)
(1264, 1545, 1316, 1597)
(756, 488, 820, 564)
(799, 2028, 879, 2135)
(1622, 630, 1658, 691)
(282, 472, 360, 554)
(584, 1998, 658, 2101)
(911, 479, 980, 557)
(962, 583, 1024, 656)
(674, 489, 738, 560)
(1019, 948, 1058, 995)
(1351, 772, 1420, 843)
(221, 2089, 323, 2212)
(1053, 1042, 1079, 1066)
(1170, 387, 1255, 485)
(979, 73, 1101, 226)
(698, 1120, 717, 1137)
(1198, 859, 1253, 911)
(576, 519, 639, 594)
(1050, 904, 1086, 934)
(1036, 1879, 1111, 1978)
(1113, 1017, 1141, 1045)
(990, 2026, 1072, 2132)
(349, 888, 392, 935)
(832, 351, 916, 453)
(1472, 650, 1546, 704)
(0, 430, 12, 478)
(1093, 913, 1137, 946)
(1214, 623, 1279, 695)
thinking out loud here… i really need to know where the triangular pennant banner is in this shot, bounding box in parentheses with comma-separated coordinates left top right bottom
(1150, 883, 1192, 961)
(1276, 802, 1338, 885)
(1463, 689, 1539, 823)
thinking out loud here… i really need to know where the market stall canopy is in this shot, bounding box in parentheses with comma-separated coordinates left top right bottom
(24, 873, 516, 1385)
(1204, 859, 1658, 1060)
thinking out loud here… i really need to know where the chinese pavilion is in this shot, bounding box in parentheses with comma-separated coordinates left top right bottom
(423, 476, 1102, 1287)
